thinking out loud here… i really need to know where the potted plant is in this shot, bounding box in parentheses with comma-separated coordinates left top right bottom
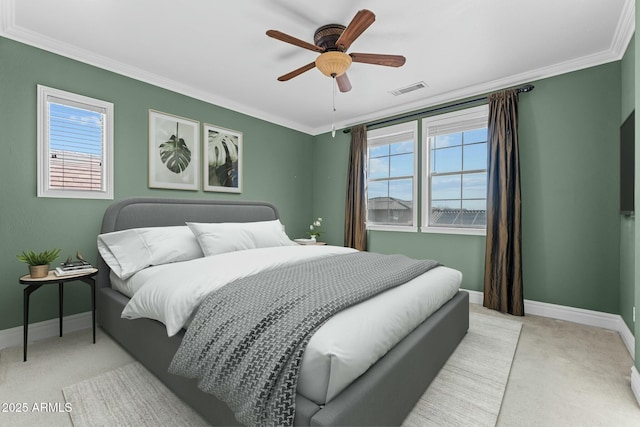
(16, 248, 61, 278)
(307, 217, 323, 241)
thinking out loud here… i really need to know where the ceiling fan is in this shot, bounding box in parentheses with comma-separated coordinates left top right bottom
(266, 9, 406, 93)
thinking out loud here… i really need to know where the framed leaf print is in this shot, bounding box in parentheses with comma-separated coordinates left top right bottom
(203, 123, 242, 193)
(148, 110, 199, 190)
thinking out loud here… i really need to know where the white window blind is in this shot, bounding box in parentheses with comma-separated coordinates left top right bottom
(37, 85, 113, 199)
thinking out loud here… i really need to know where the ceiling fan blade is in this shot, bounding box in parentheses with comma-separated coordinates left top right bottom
(335, 9, 376, 51)
(336, 73, 352, 93)
(266, 30, 325, 53)
(277, 62, 317, 81)
(350, 53, 406, 67)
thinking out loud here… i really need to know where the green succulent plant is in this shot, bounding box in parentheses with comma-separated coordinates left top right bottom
(16, 248, 61, 266)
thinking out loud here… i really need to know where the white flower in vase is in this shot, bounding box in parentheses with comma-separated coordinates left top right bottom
(307, 217, 323, 241)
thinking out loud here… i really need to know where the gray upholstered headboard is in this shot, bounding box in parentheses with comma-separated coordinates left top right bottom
(97, 197, 280, 289)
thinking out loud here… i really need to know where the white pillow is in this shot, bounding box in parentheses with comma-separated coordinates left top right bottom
(98, 226, 204, 279)
(187, 220, 296, 256)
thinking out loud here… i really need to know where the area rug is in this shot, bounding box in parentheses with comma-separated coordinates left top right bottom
(62, 362, 206, 427)
(63, 312, 521, 427)
(403, 311, 522, 426)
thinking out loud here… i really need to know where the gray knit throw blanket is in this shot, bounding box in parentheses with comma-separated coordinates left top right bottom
(169, 251, 440, 426)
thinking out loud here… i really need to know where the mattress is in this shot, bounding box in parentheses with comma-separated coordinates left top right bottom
(110, 245, 462, 405)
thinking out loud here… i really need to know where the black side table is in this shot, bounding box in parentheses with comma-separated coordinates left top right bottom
(19, 268, 98, 362)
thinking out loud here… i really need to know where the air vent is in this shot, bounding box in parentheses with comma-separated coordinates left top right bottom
(390, 81, 428, 96)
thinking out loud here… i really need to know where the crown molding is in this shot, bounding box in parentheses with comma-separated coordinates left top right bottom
(0, 0, 315, 135)
(332, 16, 636, 135)
(611, 0, 636, 56)
(317, 0, 637, 135)
(1, 0, 635, 137)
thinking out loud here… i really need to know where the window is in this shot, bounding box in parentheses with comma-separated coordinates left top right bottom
(422, 105, 488, 234)
(366, 121, 418, 231)
(37, 85, 113, 199)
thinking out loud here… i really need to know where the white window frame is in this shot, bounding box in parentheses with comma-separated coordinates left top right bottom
(366, 121, 418, 232)
(37, 85, 114, 199)
(421, 105, 488, 236)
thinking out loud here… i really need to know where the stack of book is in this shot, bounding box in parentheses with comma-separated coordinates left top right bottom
(54, 260, 94, 276)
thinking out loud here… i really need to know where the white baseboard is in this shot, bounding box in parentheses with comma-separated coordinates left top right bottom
(0, 311, 92, 350)
(465, 289, 484, 305)
(463, 289, 635, 360)
(632, 366, 640, 407)
(618, 317, 636, 360)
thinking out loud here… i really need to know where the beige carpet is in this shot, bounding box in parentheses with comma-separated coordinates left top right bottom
(59, 312, 521, 426)
(0, 328, 134, 427)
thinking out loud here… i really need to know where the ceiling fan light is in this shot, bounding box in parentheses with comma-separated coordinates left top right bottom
(315, 51, 352, 77)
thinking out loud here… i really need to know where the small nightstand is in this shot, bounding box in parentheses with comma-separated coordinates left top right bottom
(19, 268, 98, 362)
(294, 239, 327, 246)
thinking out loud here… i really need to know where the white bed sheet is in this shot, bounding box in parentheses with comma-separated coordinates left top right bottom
(112, 246, 462, 405)
(118, 245, 357, 336)
(298, 264, 461, 404)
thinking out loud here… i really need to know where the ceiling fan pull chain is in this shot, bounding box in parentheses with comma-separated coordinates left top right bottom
(332, 77, 337, 138)
(333, 76, 337, 112)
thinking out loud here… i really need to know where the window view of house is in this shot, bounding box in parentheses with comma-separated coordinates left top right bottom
(422, 104, 489, 233)
(428, 127, 488, 228)
(37, 85, 113, 199)
(366, 122, 417, 230)
(365, 106, 488, 234)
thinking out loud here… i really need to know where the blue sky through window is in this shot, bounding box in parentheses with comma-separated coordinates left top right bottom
(367, 128, 488, 204)
(49, 103, 104, 156)
(430, 128, 488, 212)
(368, 138, 414, 201)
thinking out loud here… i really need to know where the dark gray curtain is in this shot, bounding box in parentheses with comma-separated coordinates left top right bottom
(483, 89, 524, 316)
(344, 125, 367, 251)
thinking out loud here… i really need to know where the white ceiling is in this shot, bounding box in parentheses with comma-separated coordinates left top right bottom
(0, 0, 634, 135)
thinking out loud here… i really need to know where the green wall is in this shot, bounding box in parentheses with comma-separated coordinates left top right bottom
(312, 131, 351, 245)
(0, 37, 314, 331)
(519, 63, 620, 312)
(314, 62, 622, 315)
(621, 34, 635, 332)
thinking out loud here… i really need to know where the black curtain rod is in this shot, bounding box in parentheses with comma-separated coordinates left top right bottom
(343, 84, 535, 134)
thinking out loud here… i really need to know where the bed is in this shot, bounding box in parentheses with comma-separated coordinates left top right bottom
(96, 197, 469, 426)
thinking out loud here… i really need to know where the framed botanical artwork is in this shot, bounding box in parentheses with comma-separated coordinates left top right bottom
(203, 123, 242, 193)
(148, 110, 199, 190)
